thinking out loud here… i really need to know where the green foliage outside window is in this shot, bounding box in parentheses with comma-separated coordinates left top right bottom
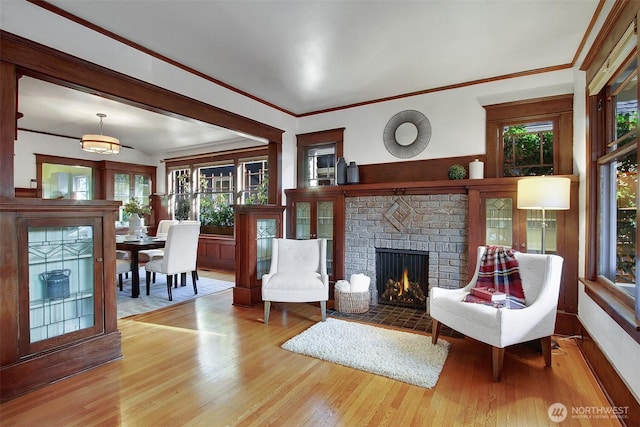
(503, 123, 554, 177)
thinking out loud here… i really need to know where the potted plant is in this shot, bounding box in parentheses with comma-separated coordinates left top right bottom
(200, 194, 234, 235)
(122, 198, 151, 235)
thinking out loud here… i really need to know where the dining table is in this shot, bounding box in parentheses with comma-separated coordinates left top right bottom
(116, 237, 166, 298)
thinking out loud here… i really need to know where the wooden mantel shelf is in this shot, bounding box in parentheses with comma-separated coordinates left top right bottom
(286, 175, 578, 197)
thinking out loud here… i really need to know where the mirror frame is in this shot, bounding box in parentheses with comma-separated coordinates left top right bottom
(382, 110, 432, 159)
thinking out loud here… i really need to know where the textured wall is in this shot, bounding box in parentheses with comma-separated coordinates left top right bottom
(344, 194, 468, 307)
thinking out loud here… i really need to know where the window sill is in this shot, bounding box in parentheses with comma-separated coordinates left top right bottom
(580, 277, 640, 344)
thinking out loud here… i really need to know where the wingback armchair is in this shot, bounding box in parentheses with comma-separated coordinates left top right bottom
(430, 246, 564, 381)
(262, 238, 329, 324)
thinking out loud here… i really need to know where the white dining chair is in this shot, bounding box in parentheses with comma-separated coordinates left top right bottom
(144, 222, 200, 300)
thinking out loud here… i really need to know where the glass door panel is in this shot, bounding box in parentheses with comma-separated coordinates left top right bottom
(295, 202, 311, 239)
(256, 218, 277, 278)
(317, 201, 334, 274)
(526, 210, 558, 254)
(28, 225, 95, 343)
(485, 198, 513, 247)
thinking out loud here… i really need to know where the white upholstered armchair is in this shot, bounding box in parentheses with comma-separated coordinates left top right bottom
(261, 238, 329, 325)
(430, 246, 564, 381)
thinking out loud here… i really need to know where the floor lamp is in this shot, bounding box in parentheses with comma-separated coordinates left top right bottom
(517, 176, 571, 254)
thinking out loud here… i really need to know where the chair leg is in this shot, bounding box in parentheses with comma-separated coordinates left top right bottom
(145, 271, 151, 295)
(195, 270, 199, 281)
(320, 301, 327, 321)
(191, 271, 198, 294)
(492, 346, 505, 382)
(167, 274, 173, 301)
(541, 336, 552, 367)
(181, 272, 187, 286)
(431, 319, 442, 345)
(264, 301, 271, 324)
(152, 272, 156, 283)
(174, 274, 178, 288)
(118, 273, 123, 291)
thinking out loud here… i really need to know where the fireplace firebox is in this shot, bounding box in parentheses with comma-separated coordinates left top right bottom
(375, 248, 429, 310)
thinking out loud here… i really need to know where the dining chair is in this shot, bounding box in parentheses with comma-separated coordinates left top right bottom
(144, 222, 200, 300)
(116, 258, 131, 291)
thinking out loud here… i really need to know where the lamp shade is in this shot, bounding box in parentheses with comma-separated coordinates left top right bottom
(517, 176, 571, 210)
(81, 134, 121, 154)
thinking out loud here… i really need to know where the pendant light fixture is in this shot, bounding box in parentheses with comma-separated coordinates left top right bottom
(81, 113, 121, 154)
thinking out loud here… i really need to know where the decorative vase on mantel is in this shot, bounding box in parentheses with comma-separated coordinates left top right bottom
(347, 161, 360, 184)
(336, 157, 348, 185)
(128, 212, 142, 236)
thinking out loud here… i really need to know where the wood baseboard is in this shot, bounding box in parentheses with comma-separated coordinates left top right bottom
(578, 323, 640, 426)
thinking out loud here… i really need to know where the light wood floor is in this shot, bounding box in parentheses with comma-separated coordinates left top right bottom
(0, 269, 623, 426)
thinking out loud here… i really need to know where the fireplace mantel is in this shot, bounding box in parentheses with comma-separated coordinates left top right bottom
(288, 176, 575, 198)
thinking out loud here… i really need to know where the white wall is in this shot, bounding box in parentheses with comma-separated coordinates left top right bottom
(295, 71, 574, 169)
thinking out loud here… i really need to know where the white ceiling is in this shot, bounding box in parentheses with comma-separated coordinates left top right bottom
(17, 0, 600, 154)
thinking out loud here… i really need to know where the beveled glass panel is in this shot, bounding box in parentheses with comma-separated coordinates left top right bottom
(525, 210, 558, 254)
(296, 202, 311, 239)
(317, 201, 334, 274)
(256, 218, 277, 279)
(485, 198, 513, 247)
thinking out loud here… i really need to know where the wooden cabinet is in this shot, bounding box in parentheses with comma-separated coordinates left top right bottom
(0, 199, 122, 402)
(98, 161, 156, 226)
(285, 189, 345, 289)
(233, 205, 285, 307)
(468, 182, 580, 334)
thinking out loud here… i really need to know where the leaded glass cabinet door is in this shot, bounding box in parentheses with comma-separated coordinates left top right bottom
(256, 218, 278, 279)
(482, 191, 557, 254)
(19, 217, 103, 355)
(292, 198, 335, 276)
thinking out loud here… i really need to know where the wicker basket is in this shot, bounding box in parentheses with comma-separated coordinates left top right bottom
(335, 288, 370, 313)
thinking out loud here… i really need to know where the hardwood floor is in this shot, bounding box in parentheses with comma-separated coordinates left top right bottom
(0, 269, 624, 426)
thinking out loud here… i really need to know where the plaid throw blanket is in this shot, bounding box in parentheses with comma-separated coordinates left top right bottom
(474, 246, 525, 305)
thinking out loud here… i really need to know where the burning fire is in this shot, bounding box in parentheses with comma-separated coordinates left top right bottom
(401, 268, 410, 295)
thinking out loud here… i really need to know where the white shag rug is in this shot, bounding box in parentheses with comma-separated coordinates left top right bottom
(282, 318, 450, 388)
(117, 270, 234, 318)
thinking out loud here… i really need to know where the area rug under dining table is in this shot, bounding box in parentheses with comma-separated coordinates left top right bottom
(116, 269, 234, 318)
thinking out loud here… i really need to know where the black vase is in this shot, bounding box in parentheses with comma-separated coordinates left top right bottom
(336, 157, 347, 185)
(347, 161, 359, 184)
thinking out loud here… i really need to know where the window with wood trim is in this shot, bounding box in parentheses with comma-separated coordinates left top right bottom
(484, 95, 573, 178)
(589, 53, 639, 320)
(296, 128, 344, 188)
(165, 148, 268, 227)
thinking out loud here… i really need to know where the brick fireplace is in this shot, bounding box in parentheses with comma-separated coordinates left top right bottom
(344, 194, 468, 311)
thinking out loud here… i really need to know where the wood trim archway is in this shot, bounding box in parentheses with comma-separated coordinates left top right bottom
(0, 30, 284, 204)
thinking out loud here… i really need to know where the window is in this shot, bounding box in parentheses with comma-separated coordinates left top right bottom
(594, 55, 638, 304)
(502, 121, 554, 177)
(41, 163, 93, 200)
(305, 144, 336, 186)
(296, 128, 344, 188)
(484, 96, 572, 178)
(165, 150, 269, 228)
(168, 168, 192, 220)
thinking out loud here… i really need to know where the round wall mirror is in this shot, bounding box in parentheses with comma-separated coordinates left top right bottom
(383, 110, 431, 158)
(395, 122, 419, 146)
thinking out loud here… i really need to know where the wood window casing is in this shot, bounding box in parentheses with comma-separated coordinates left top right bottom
(484, 95, 574, 178)
(296, 128, 344, 188)
(583, 5, 640, 343)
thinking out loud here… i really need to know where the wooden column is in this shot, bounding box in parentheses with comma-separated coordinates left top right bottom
(0, 60, 16, 198)
(233, 205, 284, 307)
